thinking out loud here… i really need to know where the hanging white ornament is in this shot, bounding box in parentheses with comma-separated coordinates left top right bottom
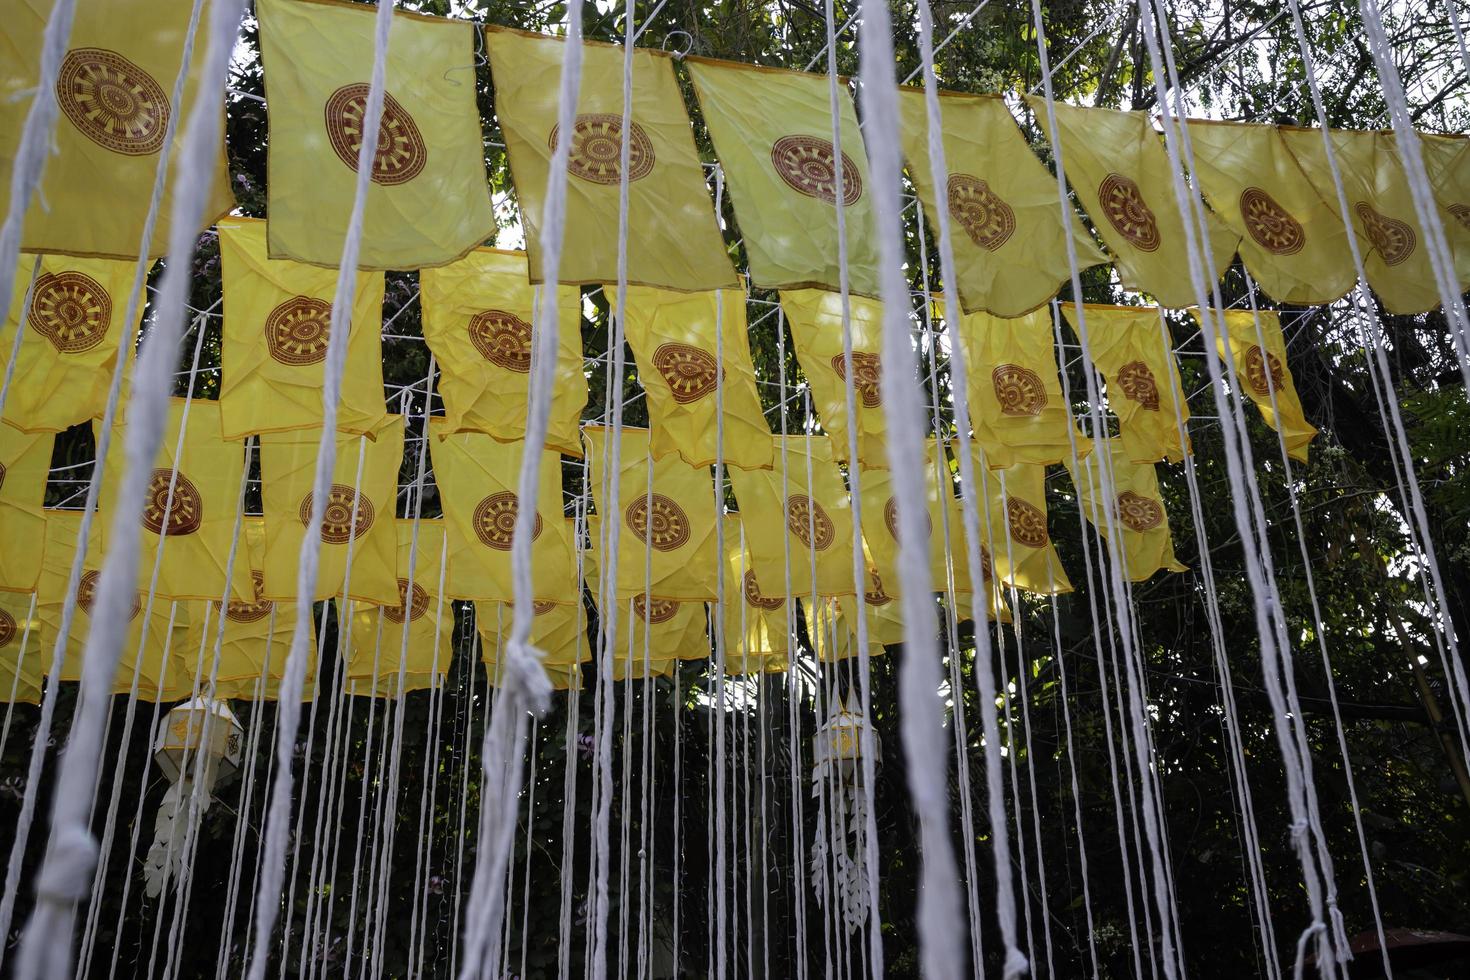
(811, 690, 880, 935)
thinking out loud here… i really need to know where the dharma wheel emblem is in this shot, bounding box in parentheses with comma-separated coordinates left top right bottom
(786, 493, 835, 551)
(225, 571, 273, 624)
(324, 84, 427, 186)
(625, 493, 691, 552)
(57, 48, 169, 156)
(743, 569, 783, 610)
(1449, 204, 1470, 232)
(550, 114, 655, 185)
(0, 608, 15, 648)
(1116, 491, 1164, 532)
(864, 570, 892, 607)
(300, 484, 375, 544)
(473, 491, 542, 551)
(652, 343, 722, 404)
(468, 310, 533, 374)
(1098, 173, 1161, 251)
(882, 495, 930, 541)
(948, 174, 1016, 251)
(978, 544, 994, 583)
(533, 599, 558, 615)
(633, 594, 679, 624)
(141, 468, 204, 537)
(1239, 187, 1305, 256)
(384, 577, 431, 624)
(1243, 345, 1286, 396)
(29, 272, 112, 354)
(1355, 201, 1416, 266)
(78, 569, 142, 621)
(1005, 497, 1048, 548)
(829, 352, 882, 408)
(771, 135, 862, 206)
(992, 364, 1047, 416)
(265, 296, 332, 366)
(1114, 360, 1160, 411)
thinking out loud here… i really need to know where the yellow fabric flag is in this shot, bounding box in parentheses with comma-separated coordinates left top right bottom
(0, 0, 234, 258)
(856, 439, 967, 597)
(591, 588, 711, 665)
(420, 248, 587, 457)
(218, 217, 387, 440)
(728, 434, 857, 598)
(485, 655, 584, 691)
(1199, 309, 1317, 463)
(956, 307, 1091, 469)
(897, 89, 1108, 317)
(91, 398, 253, 602)
(803, 586, 899, 663)
(719, 516, 791, 663)
(1418, 133, 1470, 287)
(1027, 101, 1239, 308)
(0, 592, 44, 704)
(1069, 445, 1187, 582)
(957, 446, 1072, 595)
(615, 286, 773, 470)
(782, 289, 888, 467)
(584, 427, 719, 602)
(259, 416, 403, 604)
(1187, 121, 1356, 306)
(1063, 305, 1189, 463)
(0, 425, 50, 592)
(257, 0, 494, 271)
(1, 255, 138, 433)
(431, 424, 576, 603)
(345, 519, 452, 697)
(686, 58, 880, 296)
(476, 598, 590, 668)
(485, 28, 735, 291)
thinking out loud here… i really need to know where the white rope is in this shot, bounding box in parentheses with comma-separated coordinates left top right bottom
(0, 255, 43, 424)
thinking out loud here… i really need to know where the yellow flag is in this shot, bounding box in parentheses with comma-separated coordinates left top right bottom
(420, 248, 587, 457)
(1063, 305, 1189, 463)
(485, 654, 584, 691)
(218, 217, 387, 440)
(485, 28, 735, 291)
(259, 416, 403, 604)
(584, 427, 719, 602)
(0, 426, 50, 592)
(958, 446, 1072, 595)
(1187, 121, 1356, 306)
(957, 307, 1091, 469)
(591, 588, 710, 666)
(719, 516, 791, 663)
(615, 286, 773, 470)
(431, 424, 576, 603)
(1027, 101, 1239, 308)
(346, 520, 451, 697)
(897, 89, 1107, 317)
(257, 0, 494, 270)
(856, 438, 967, 597)
(2, 255, 137, 433)
(1069, 445, 1187, 582)
(0, 0, 234, 258)
(1418, 133, 1470, 287)
(686, 58, 880, 296)
(1199, 309, 1317, 463)
(729, 434, 856, 598)
(0, 592, 44, 704)
(782, 289, 888, 467)
(476, 598, 590, 668)
(803, 586, 898, 663)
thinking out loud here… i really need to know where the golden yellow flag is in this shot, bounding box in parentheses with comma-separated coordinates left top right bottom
(485, 28, 735, 291)
(1069, 445, 1187, 582)
(1418, 133, 1470, 287)
(856, 439, 967, 597)
(592, 589, 710, 666)
(346, 520, 451, 697)
(686, 58, 880, 296)
(1063, 304, 1189, 463)
(615, 286, 773, 470)
(957, 445, 1072, 595)
(897, 89, 1108, 317)
(1199, 309, 1317, 463)
(0, 591, 44, 704)
(584, 427, 719, 602)
(0, 425, 50, 592)
(259, 416, 403, 604)
(1026, 101, 1239, 308)
(2, 255, 138, 433)
(0, 0, 234, 258)
(420, 248, 587, 457)
(956, 307, 1091, 469)
(485, 654, 584, 691)
(803, 588, 896, 663)
(476, 597, 590, 668)
(782, 289, 888, 467)
(431, 424, 576, 603)
(729, 435, 857, 598)
(218, 217, 387, 440)
(719, 516, 791, 664)
(257, 0, 494, 270)
(1187, 121, 1356, 306)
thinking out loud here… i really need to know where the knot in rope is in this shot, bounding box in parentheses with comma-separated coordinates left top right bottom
(505, 640, 553, 716)
(1292, 921, 1327, 980)
(1326, 901, 1353, 963)
(36, 824, 99, 903)
(1289, 817, 1310, 841)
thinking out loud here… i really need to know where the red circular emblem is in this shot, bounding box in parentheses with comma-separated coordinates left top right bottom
(468, 310, 532, 374)
(652, 343, 722, 404)
(0, 609, 15, 647)
(57, 48, 169, 156)
(742, 568, 783, 610)
(992, 364, 1047, 416)
(1098, 173, 1161, 251)
(549, 114, 655, 185)
(1355, 202, 1416, 266)
(829, 352, 882, 408)
(770, 135, 862, 206)
(1005, 497, 1048, 548)
(141, 468, 204, 536)
(473, 492, 541, 551)
(864, 569, 892, 607)
(624, 494, 691, 552)
(384, 577, 430, 624)
(1114, 360, 1160, 411)
(633, 594, 678, 624)
(1116, 491, 1164, 532)
(300, 485, 375, 544)
(324, 84, 427, 186)
(29, 272, 112, 354)
(77, 569, 141, 621)
(786, 494, 835, 551)
(1239, 187, 1305, 256)
(265, 296, 333, 366)
(1243, 345, 1286, 396)
(948, 174, 1016, 251)
(533, 599, 558, 616)
(882, 495, 930, 542)
(225, 571, 273, 624)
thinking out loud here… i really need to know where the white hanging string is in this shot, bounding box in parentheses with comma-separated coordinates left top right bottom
(0, 256, 43, 423)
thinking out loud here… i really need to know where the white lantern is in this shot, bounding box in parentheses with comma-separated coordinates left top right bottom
(813, 691, 879, 777)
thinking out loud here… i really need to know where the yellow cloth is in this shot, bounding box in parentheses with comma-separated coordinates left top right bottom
(345, 520, 451, 696)
(803, 589, 898, 662)
(782, 289, 887, 467)
(485, 28, 735, 291)
(257, 0, 494, 270)
(1200, 308, 1317, 463)
(584, 427, 719, 602)
(1, 255, 137, 432)
(1418, 133, 1470, 288)
(957, 446, 1072, 595)
(1069, 445, 1187, 582)
(485, 655, 584, 691)
(259, 416, 403, 604)
(719, 516, 791, 662)
(476, 598, 590, 668)
(420, 248, 586, 457)
(431, 424, 576, 602)
(0, 592, 44, 703)
(956, 307, 1091, 469)
(686, 57, 880, 296)
(218, 217, 387, 440)
(856, 438, 968, 598)
(0, 426, 51, 592)
(897, 89, 1107, 317)
(1027, 100, 1239, 308)
(1186, 121, 1356, 306)
(588, 584, 710, 665)
(728, 434, 856, 598)
(615, 286, 773, 470)
(1064, 305, 1189, 463)
(0, 0, 234, 258)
